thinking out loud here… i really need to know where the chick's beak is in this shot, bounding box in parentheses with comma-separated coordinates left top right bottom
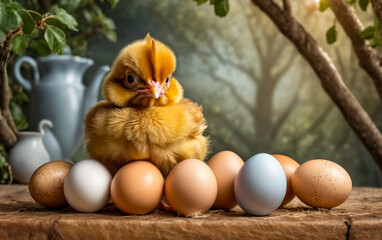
(148, 80, 163, 99)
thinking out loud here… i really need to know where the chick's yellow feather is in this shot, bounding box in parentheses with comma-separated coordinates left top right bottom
(84, 34, 209, 176)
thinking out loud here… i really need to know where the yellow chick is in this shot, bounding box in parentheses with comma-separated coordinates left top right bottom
(84, 34, 209, 176)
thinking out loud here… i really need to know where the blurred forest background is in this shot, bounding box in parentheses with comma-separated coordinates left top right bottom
(80, 0, 382, 186)
(6, 0, 382, 186)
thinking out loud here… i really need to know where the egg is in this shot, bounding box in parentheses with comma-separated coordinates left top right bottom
(64, 159, 112, 212)
(272, 154, 300, 207)
(207, 151, 244, 210)
(29, 160, 73, 208)
(292, 159, 352, 208)
(165, 159, 217, 216)
(234, 153, 286, 216)
(110, 161, 164, 215)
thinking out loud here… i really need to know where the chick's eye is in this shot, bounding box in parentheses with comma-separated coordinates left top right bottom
(127, 75, 135, 84)
(124, 74, 136, 88)
(166, 77, 169, 83)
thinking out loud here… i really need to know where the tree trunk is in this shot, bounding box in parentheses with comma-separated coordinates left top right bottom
(255, 70, 275, 153)
(251, 0, 382, 172)
(328, 0, 382, 102)
(0, 39, 18, 151)
(370, 0, 382, 37)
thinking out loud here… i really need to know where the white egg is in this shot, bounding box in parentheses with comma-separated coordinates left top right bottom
(234, 153, 286, 216)
(64, 159, 112, 212)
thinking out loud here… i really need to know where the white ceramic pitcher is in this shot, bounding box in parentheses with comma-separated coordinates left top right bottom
(7, 119, 52, 183)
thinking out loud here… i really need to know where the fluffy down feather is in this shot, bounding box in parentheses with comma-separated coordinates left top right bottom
(84, 34, 209, 176)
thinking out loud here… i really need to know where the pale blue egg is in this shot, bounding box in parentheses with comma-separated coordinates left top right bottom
(234, 153, 287, 216)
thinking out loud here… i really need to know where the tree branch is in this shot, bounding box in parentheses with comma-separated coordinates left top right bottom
(370, 0, 382, 37)
(154, 9, 257, 83)
(202, 34, 256, 81)
(240, 0, 298, 88)
(205, 70, 256, 116)
(239, 1, 265, 79)
(208, 131, 234, 150)
(271, 78, 304, 139)
(0, 38, 18, 151)
(208, 109, 254, 147)
(282, 0, 292, 16)
(290, 104, 333, 145)
(251, 0, 382, 172)
(208, 131, 246, 154)
(328, 0, 382, 102)
(272, 51, 298, 84)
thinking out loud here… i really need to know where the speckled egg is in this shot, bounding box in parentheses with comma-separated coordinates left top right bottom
(292, 159, 352, 208)
(29, 160, 73, 208)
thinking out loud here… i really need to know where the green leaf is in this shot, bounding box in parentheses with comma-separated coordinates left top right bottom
(109, 0, 119, 8)
(70, 39, 87, 56)
(44, 26, 66, 54)
(360, 26, 376, 39)
(214, 0, 229, 17)
(0, 171, 9, 184)
(60, 0, 81, 13)
(17, 9, 36, 35)
(11, 34, 30, 55)
(326, 25, 337, 44)
(9, 2, 23, 11)
(27, 10, 42, 22)
(44, 17, 68, 31)
(0, 2, 3, 25)
(359, 0, 369, 11)
(83, 10, 93, 23)
(0, 165, 9, 183)
(30, 39, 51, 56)
(0, 30, 5, 42)
(104, 29, 117, 42)
(54, 8, 78, 31)
(10, 101, 28, 130)
(91, 5, 103, 17)
(0, 155, 5, 167)
(2, 5, 21, 30)
(371, 35, 382, 48)
(347, 0, 356, 4)
(102, 17, 116, 30)
(13, 90, 29, 103)
(48, 4, 59, 14)
(193, 0, 208, 5)
(319, 0, 331, 12)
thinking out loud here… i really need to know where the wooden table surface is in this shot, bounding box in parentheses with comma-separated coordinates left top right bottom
(0, 185, 381, 239)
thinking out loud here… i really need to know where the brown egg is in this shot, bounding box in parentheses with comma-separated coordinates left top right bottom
(165, 159, 217, 216)
(207, 151, 244, 210)
(272, 154, 300, 207)
(292, 159, 352, 208)
(29, 160, 73, 208)
(111, 161, 164, 215)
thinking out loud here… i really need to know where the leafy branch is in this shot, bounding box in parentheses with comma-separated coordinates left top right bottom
(193, 0, 230, 17)
(1, 2, 79, 55)
(0, 0, 119, 184)
(319, 0, 382, 47)
(39, 0, 118, 56)
(0, 0, 81, 184)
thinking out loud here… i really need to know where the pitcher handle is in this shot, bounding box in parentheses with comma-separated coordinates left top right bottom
(38, 119, 53, 136)
(13, 56, 40, 93)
